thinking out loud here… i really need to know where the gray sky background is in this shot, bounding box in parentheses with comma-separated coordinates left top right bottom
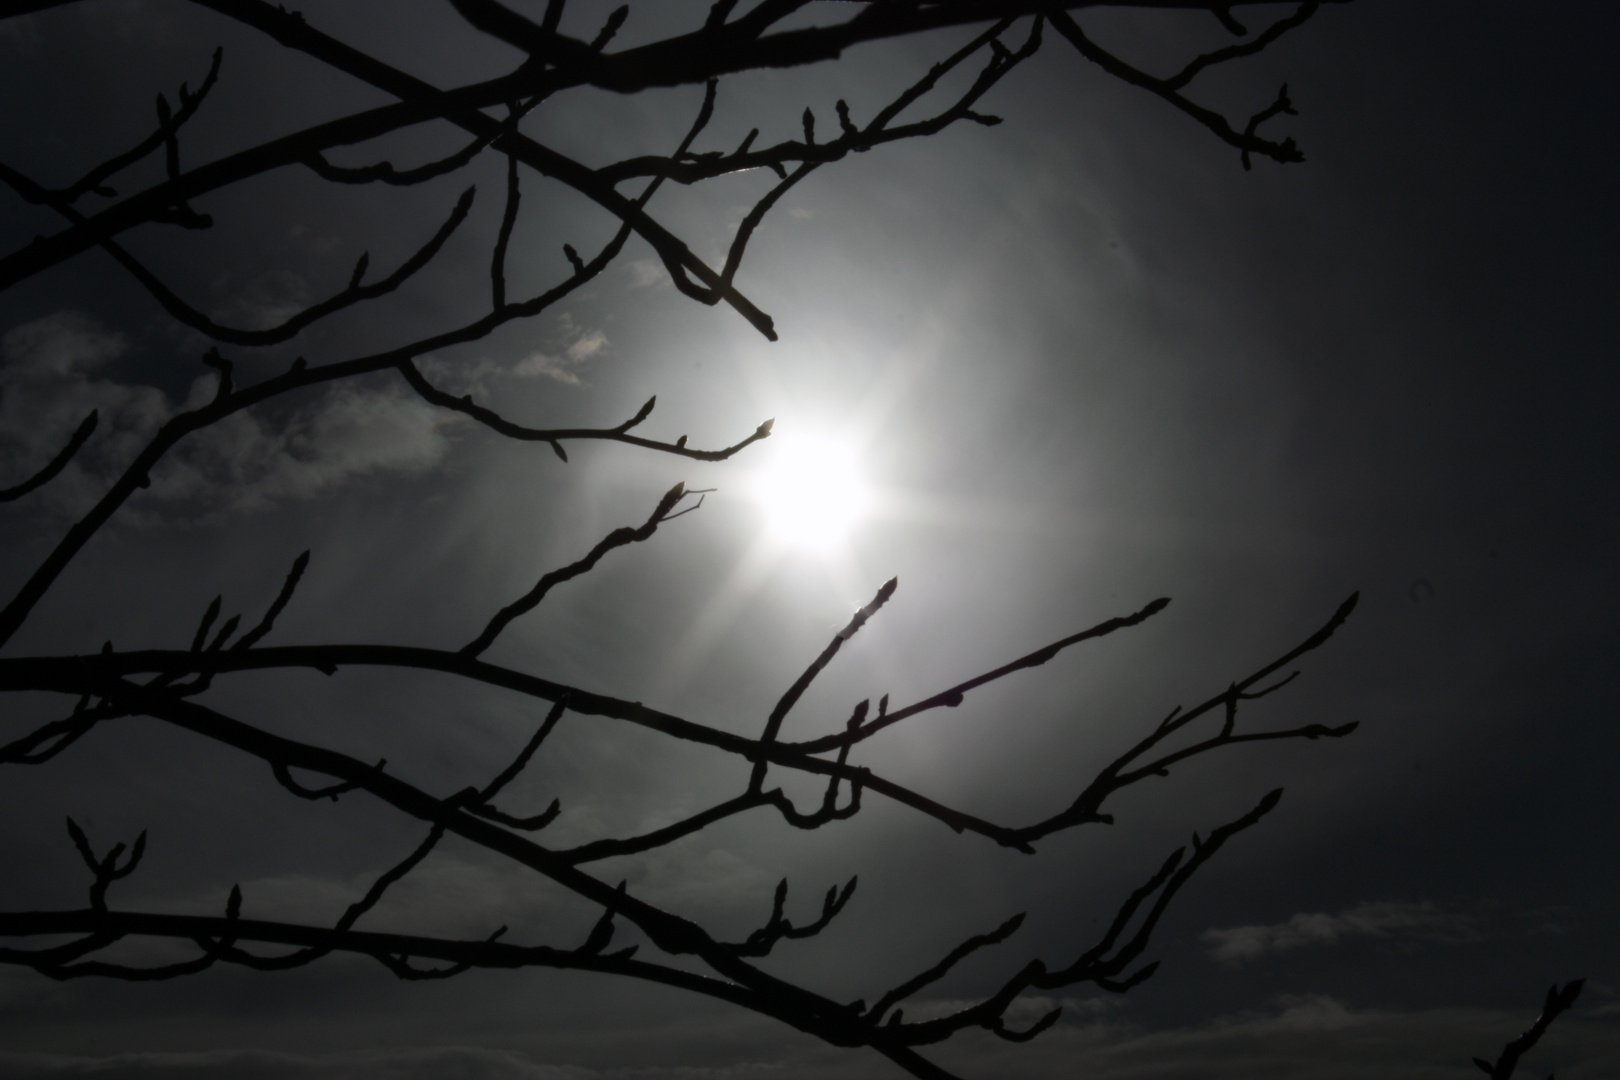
(1, 2, 1617, 1077)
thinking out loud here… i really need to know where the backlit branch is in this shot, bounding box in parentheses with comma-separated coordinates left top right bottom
(0, 410, 96, 503)
(65, 817, 147, 912)
(864, 789, 1281, 1045)
(0, 906, 774, 1015)
(54, 47, 225, 203)
(0, 5, 1362, 1078)
(0, 576, 1356, 1080)
(1047, 3, 1320, 169)
(750, 576, 898, 791)
(795, 595, 1172, 754)
(460, 481, 705, 658)
(724, 876, 860, 958)
(398, 366, 778, 462)
(1474, 980, 1584, 1080)
(2, 591, 1356, 854)
(0, 695, 123, 765)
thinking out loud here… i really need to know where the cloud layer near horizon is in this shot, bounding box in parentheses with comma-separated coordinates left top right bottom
(2, 998, 1613, 1080)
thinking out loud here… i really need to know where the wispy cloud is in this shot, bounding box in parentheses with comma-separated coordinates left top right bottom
(0, 311, 456, 520)
(1203, 901, 1484, 965)
(624, 258, 669, 290)
(210, 270, 312, 331)
(511, 319, 607, 386)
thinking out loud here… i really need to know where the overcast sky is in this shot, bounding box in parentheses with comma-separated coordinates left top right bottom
(1, 2, 1617, 1078)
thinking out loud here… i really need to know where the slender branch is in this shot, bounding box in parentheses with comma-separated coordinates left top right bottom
(563, 791, 768, 864)
(1046, 4, 1313, 168)
(0, 215, 717, 650)
(187, 0, 780, 339)
(0, 907, 768, 1011)
(0, 3, 1335, 295)
(0, 410, 96, 503)
(0, 700, 121, 765)
(480, 695, 567, 803)
(749, 577, 897, 792)
(460, 481, 701, 658)
(723, 876, 859, 958)
(397, 363, 776, 462)
(868, 912, 1026, 1024)
(299, 91, 549, 188)
(232, 550, 311, 651)
(796, 596, 1170, 754)
(1474, 980, 1584, 1080)
(51, 47, 224, 204)
(872, 789, 1282, 1046)
(3, 594, 1354, 853)
(1163, 3, 1320, 91)
(491, 150, 521, 309)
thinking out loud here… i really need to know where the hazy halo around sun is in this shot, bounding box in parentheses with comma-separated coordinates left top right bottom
(750, 430, 869, 552)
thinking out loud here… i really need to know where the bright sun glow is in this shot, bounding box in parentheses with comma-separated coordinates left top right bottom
(752, 433, 869, 550)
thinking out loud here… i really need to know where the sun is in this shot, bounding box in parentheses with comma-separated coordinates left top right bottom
(751, 432, 869, 551)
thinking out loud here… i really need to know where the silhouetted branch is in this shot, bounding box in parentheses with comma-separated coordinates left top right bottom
(750, 576, 898, 790)
(0, 906, 776, 1015)
(65, 817, 147, 912)
(460, 481, 703, 658)
(0, 410, 96, 502)
(1474, 980, 1584, 1080)
(798, 595, 1171, 754)
(491, 152, 520, 309)
(0, 591, 1356, 855)
(0, 5, 1361, 1077)
(1047, 4, 1315, 168)
(866, 789, 1281, 1046)
(869, 912, 1027, 1025)
(1164, 3, 1320, 91)
(725, 877, 860, 958)
(106, 186, 476, 346)
(299, 91, 545, 188)
(40, 47, 224, 205)
(0, 696, 122, 765)
(397, 363, 777, 462)
(233, 550, 311, 651)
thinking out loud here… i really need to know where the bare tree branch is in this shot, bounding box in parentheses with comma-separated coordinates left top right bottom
(1474, 980, 1584, 1080)
(460, 481, 705, 658)
(0, 5, 1372, 1077)
(0, 410, 96, 503)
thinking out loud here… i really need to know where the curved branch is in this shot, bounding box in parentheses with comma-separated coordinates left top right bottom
(397, 363, 776, 462)
(53, 47, 225, 203)
(116, 186, 476, 346)
(749, 576, 896, 793)
(1, 2, 1335, 297)
(873, 789, 1282, 1046)
(1046, 4, 1313, 168)
(188, 0, 779, 339)
(1475, 980, 1585, 1080)
(796, 595, 1170, 755)
(0, 209, 709, 651)
(0, 410, 96, 503)
(2, 595, 1353, 855)
(0, 907, 768, 1012)
(460, 481, 701, 658)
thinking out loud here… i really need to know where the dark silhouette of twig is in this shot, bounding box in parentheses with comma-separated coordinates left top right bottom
(1474, 980, 1584, 1080)
(0, 411, 96, 502)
